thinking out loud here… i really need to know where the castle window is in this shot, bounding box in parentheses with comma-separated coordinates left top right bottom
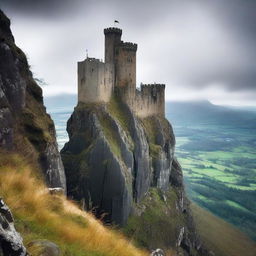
(92, 68, 94, 72)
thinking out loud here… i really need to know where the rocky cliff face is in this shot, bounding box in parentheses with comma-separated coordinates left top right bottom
(61, 97, 208, 255)
(0, 10, 66, 191)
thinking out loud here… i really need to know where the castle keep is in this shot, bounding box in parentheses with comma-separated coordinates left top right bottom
(78, 27, 165, 117)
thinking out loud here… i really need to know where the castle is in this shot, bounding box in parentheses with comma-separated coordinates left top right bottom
(78, 27, 165, 118)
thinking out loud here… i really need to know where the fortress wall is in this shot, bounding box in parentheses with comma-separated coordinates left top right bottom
(78, 58, 113, 103)
(135, 84, 165, 118)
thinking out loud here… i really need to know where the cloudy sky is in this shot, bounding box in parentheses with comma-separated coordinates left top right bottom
(1, 0, 256, 106)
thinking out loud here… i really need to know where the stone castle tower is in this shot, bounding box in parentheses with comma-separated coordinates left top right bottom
(78, 27, 165, 118)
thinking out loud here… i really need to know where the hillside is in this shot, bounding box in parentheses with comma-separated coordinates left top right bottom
(191, 204, 256, 256)
(0, 152, 146, 256)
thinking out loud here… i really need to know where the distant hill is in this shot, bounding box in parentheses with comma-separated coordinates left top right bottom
(166, 100, 256, 127)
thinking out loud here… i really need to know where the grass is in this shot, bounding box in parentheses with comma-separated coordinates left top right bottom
(97, 110, 122, 159)
(140, 117, 165, 159)
(107, 96, 134, 151)
(191, 203, 256, 256)
(0, 152, 147, 256)
(107, 96, 131, 135)
(123, 188, 185, 252)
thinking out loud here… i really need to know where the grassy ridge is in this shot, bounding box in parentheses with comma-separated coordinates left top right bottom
(191, 203, 256, 256)
(0, 152, 146, 256)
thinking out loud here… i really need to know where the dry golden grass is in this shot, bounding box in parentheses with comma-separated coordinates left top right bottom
(0, 153, 147, 256)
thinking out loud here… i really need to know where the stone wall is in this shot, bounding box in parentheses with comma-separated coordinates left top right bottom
(78, 58, 113, 103)
(135, 84, 165, 118)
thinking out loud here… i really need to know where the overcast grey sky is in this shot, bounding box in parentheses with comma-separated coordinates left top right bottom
(1, 0, 256, 106)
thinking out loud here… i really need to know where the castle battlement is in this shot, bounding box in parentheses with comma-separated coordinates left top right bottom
(78, 27, 166, 118)
(141, 84, 165, 89)
(82, 57, 103, 63)
(104, 27, 122, 35)
(119, 41, 138, 51)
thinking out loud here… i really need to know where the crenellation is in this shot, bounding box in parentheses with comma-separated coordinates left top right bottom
(78, 27, 166, 118)
(84, 57, 104, 63)
(104, 27, 122, 35)
(141, 84, 165, 88)
(119, 41, 138, 51)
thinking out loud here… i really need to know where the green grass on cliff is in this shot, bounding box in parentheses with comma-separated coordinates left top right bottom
(108, 96, 131, 134)
(0, 152, 146, 256)
(97, 110, 122, 159)
(123, 188, 185, 252)
(140, 117, 162, 158)
(107, 96, 134, 150)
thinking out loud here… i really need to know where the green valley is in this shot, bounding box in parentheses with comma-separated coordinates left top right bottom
(167, 101, 256, 241)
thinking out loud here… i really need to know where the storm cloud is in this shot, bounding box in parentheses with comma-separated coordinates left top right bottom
(1, 0, 255, 105)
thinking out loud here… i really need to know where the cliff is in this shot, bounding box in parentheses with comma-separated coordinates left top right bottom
(0, 10, 66, 191)
(61, 96, 208, 255)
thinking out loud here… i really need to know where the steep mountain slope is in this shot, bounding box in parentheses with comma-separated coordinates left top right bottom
(0, 9, 66, 191)
(61, 96, 209, 255)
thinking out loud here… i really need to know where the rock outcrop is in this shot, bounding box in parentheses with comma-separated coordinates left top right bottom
(61, 97, 208, 255)
(0, 10, 66, 192)
(0, 198, 27, 256)
(27, 240, 61, 256)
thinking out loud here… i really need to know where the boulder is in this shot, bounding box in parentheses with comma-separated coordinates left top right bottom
(27, 240, 60, 256)
(0, 198, 27, 256)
